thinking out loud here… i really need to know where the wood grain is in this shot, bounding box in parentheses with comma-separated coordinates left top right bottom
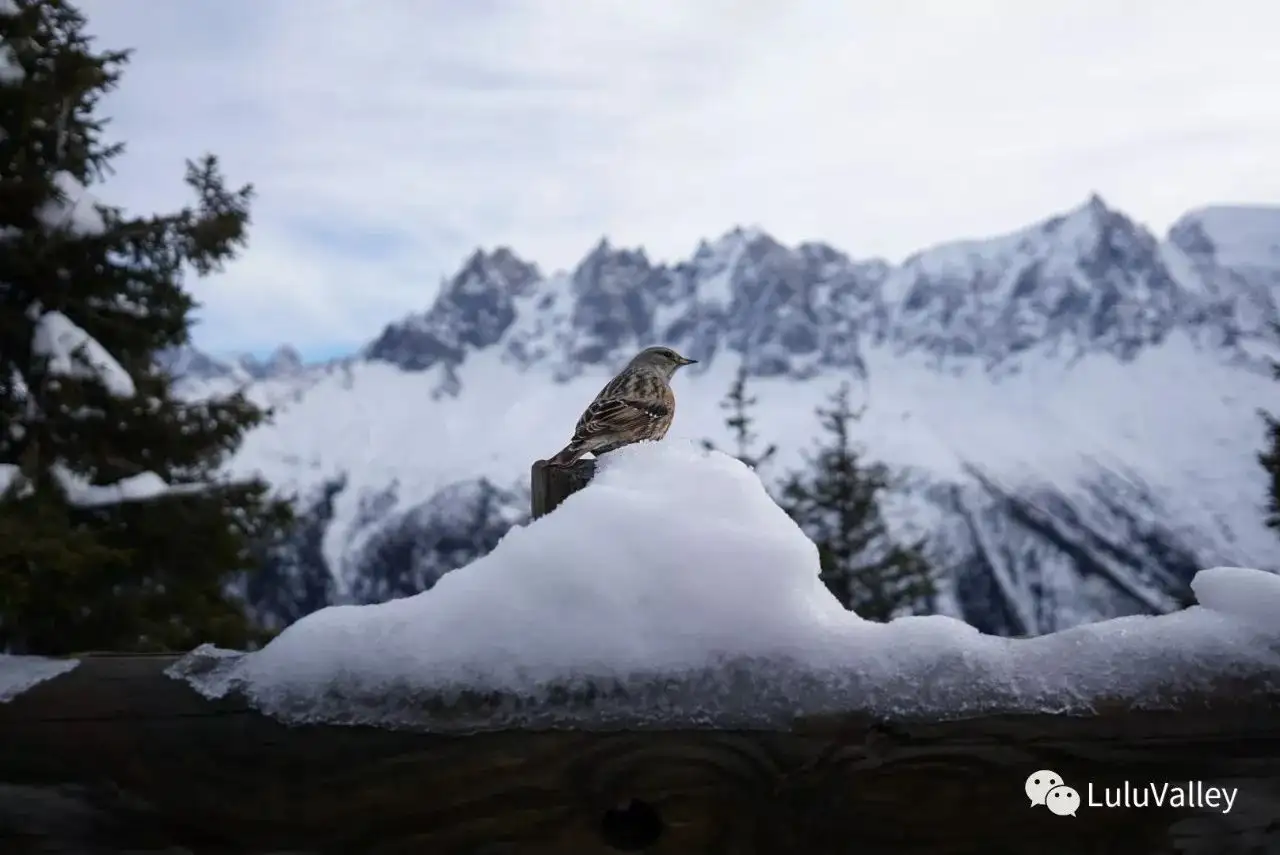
(0, 653, 1277, 854)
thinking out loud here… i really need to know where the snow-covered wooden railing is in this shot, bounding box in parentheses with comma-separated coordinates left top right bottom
(0, 650, 1278, 854)
(4, 444, 1279, 854)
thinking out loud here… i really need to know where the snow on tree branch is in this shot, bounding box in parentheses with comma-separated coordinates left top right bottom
(0, 43, 20, 85)
(35, 173, 107, 235)
(48, 464, 212, 509)
(0, 2, 21, 86)
(0, 464, 33, 499)
(30, 309, 136, 398)
(2, 460, 227, 510)
(6, 366, 28, 403)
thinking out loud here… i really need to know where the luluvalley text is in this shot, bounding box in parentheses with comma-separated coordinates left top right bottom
(1087, 781, 1237, 814)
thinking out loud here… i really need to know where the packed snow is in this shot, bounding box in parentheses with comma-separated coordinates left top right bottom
(30, 309, 136, 398)
(1190, 566, 1280, 629)
(0, 655, 78, 704)
(168, 441, 1280, 733)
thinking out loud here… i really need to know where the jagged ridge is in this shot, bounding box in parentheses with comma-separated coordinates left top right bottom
(173, 195, 1280, 635)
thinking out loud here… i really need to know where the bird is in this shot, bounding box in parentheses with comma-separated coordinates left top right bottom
(547, 345, 697, 467)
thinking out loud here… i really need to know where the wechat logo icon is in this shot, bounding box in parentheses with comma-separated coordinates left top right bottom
(1026, 769, 1081, 817)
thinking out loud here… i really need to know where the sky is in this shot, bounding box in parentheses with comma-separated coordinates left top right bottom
(76, 0, 1280, 361)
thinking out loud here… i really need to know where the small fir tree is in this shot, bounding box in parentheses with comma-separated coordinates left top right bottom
(701, 362, 777, 472)
(776, 382, 935, 619)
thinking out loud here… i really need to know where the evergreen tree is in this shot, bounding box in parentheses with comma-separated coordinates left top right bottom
(0, 0, 293, 655)
(1259, 323, 1280, 535)
(701, 362, 777, 472)
(776, 382, 935, 619)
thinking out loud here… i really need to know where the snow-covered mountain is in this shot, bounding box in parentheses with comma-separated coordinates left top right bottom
(174, 195, 1280, 635)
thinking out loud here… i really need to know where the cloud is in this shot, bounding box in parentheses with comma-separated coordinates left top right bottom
(75, 0, 1280, 358)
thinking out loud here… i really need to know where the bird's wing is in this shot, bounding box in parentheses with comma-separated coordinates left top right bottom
(572, 396, 670, 443)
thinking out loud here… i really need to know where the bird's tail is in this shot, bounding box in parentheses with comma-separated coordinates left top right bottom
(547, 442, 583, 467)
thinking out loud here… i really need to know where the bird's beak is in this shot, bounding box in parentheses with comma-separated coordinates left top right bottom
(680, 356, 698, 365)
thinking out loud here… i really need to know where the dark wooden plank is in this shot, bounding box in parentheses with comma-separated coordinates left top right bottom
(530, 458, 597, 520)
(0, 653, 1277, 854)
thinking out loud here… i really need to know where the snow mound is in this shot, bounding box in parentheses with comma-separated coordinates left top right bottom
(1191, 566, 1280, 629)
(169, 441, 1280, 733)
(0, 655, 78, 704)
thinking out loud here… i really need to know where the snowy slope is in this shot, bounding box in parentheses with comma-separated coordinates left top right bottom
(173, 195, 1280, 635)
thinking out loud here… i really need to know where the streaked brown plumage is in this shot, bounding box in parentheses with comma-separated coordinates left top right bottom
(547, 346, 697, 467)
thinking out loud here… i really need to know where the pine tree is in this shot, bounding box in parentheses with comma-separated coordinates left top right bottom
(776, 382, 935, 619)
(1259, 323, 1280, 535)
(701, 362, 777, 472)
(0, 0, 293, 655)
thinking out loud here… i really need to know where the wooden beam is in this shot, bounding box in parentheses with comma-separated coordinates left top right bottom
(530, 458, 596, 520)
(1, 653, 1277, 854)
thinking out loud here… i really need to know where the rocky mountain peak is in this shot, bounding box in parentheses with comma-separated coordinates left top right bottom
(169, 198, 1278, 391)
(1170, 206, 1280, 266)
(243, 344, 304, 378)
(563, 238, 664, 366)
(1166, 207, 1280, 341)
(353, 195, 1280, 385)
(156, 346, 250, 384)
(363, 247, 540, 372)
(885, 194, 1198, 367)
(457, 247, 541, 295)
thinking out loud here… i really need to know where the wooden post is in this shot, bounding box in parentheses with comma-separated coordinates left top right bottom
(531, 458, 597, 519)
